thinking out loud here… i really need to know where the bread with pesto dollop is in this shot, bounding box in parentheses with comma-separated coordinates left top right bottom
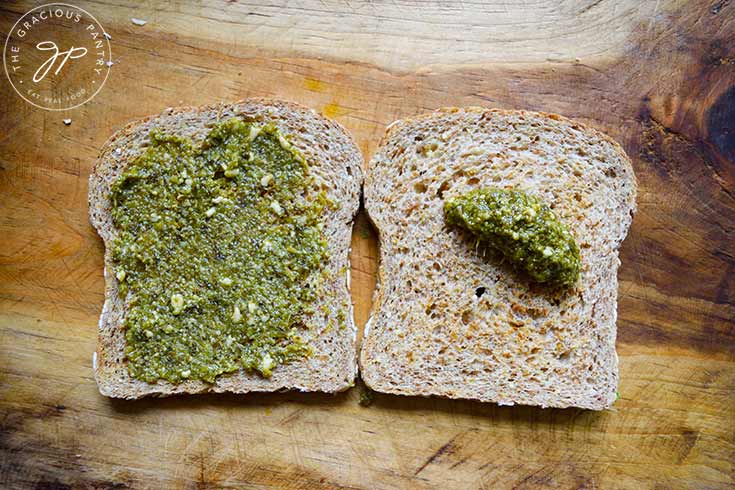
(89, 99, 363, 399)
(360, 108, 636, 410)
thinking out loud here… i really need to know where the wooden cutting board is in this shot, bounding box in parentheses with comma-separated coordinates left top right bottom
(1, 1, 733, 488)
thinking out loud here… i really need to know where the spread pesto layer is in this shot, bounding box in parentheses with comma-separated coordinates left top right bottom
(444, 188, 580, 288)
(110, 118, 329, 384)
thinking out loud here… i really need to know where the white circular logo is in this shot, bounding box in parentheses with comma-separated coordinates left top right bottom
(3, 3, 112, 111)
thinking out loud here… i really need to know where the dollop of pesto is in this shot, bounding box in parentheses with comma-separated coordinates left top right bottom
(110, 118, 330, 383)
(444, 188, 580, 288)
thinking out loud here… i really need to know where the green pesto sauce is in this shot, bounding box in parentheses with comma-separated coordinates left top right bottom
(444, 188, 580, 288)
(111, 118, 329, 383)
(358, 385, 375, 407)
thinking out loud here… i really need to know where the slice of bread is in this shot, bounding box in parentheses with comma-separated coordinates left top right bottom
(360, 108, 636, 410)
(89, 99, 363, 399)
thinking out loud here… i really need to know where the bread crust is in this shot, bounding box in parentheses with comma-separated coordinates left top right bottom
(89, 98, 364, 399)
(360, 107, 637, 410)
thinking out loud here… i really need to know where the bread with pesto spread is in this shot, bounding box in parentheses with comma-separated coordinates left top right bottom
(89, 99, 363, 399)
(360, 108, 636, 410)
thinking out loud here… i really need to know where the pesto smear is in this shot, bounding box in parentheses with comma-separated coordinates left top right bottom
(111, 118, 329, 383)
(444, 188, 580, 288)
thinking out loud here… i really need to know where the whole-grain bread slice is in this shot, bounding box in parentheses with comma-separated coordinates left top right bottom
(360, 108, 636, 410)
(89, 98, 363, 399)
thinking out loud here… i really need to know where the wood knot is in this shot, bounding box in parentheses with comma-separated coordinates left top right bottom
(707, 85, 735, 164)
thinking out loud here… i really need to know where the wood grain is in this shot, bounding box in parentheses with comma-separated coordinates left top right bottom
(1, 1, 733, 489)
